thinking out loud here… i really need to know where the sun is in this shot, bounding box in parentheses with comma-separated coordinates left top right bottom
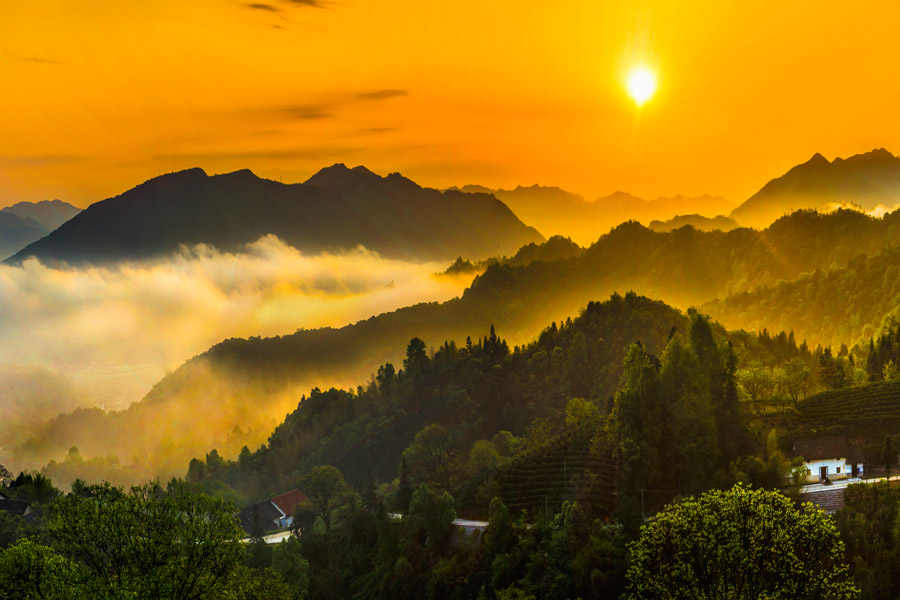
(626, 66, 657, 106)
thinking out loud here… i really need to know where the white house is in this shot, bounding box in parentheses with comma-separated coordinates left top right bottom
(793, 437, 864, 483)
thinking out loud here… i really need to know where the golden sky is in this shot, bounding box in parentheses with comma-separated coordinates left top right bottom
(2, 1, 899, 208)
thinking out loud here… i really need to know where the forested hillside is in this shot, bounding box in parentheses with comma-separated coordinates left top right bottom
(17, 208, 900, 486)
(170, 297, 844, 600)
(704, 244, 900, 349)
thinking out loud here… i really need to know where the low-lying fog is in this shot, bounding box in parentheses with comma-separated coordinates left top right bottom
(0, 236, 472, 459)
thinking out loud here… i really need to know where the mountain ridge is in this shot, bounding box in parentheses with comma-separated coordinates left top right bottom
(5, 165, 543, 266)
(731, 148, 900, 227)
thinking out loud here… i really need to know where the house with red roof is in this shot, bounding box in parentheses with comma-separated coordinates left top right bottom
(239, 488, 308, 535)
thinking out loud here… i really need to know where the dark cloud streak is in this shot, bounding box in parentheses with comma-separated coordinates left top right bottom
(356, 89, 409, 101)
(13, 55, 64, 66)
(244, 2, 282, 12)
(285, 105, 334, 120)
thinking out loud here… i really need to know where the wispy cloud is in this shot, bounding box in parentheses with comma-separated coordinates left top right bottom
(250, 89, 409, 124)
(359, 127, 398, 134)
(357, 89, 409, 101)
(283, 0, 324, 7)
(14, 55, 64, 66)
(245, 2, 282, 11)
(284, 104, 334, 120)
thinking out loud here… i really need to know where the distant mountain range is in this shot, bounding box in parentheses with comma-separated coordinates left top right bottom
(730, 148, 900, 227)
(0, 212, 48, 261)
(5, 166, 543, 265)
(8, 149, 895, 267)
(451, 184, 734, 245)
(1, 199, 82, 231)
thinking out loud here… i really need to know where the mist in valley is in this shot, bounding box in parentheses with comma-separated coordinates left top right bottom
(0, 236, 473, 479)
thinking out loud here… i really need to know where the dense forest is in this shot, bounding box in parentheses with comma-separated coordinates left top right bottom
(8, 293, 900, 598)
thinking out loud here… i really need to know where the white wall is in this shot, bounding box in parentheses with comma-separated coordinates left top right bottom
(804, 458, 863, 482)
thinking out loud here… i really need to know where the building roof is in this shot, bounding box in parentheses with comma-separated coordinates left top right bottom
(238, 500, 284, 536)
(0, 500, 31, 517)
(793, 437, 862, 462)
(271, 489, 307, 517)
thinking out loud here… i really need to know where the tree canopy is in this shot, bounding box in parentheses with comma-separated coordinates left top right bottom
(627, 485, 857, 600)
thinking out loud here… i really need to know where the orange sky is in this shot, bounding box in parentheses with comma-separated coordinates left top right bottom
(1, 1, 899, 208)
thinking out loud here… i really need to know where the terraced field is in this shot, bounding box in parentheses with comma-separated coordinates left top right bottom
(495, 429, 616, 518)
(795, 380, 900, 437)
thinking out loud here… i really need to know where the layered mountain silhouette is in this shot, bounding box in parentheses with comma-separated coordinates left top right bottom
(1, 199, 82, 231)
(453, 184, 733, 245)
(731, 148, 900, 227)
(648, 214, 739, 232)
(5, 166, 543, 265)
(0, 212, 49, 260)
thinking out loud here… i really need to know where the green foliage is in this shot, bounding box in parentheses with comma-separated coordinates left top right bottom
(0, 511, 35, 549)
(47, 481, 245, 599)
(271, 536, 310, 599)
(564, 397, 598, 429)
(0, 539, 77, 600)
(627, 485, 857, 599)
(298, 466, 356, 532)
(837, 483, 900, 599)
(226, 566, 294, 600)
(408, 484, 456, 549)
(402, 424, 458, 491)
(0, 482, 247, 600)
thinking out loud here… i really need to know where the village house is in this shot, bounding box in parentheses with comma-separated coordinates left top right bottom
(0, 489, 32, 519)
(238, 488, 308, 536)
(793, 436, 864, 483)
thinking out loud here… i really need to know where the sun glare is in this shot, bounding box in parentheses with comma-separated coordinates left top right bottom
(626, 66, 657, 106)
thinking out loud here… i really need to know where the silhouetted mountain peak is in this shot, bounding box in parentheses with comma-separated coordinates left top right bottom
(597, 191, 645, 204)
(155, 167, 208, 181)
(839, 147, 900, 167)
(732, 148, 900, 227)
(7, 163, 543, 265)
(305, 164, 382, 188)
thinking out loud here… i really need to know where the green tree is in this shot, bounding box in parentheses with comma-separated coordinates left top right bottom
(408, 483, 456, 549)
(564, 397, 598, 429)
(0, 539, 76, 600)
(778, 357, 813, 404)
(737, 361, 776, 405)
(402, 424, 457, 491)
(627, 485, 857, 599)
(298, 465, 354, 531)
(468, 439, 501, 475)
(270, 536, 309, 599)
(883, 360, 900, 382)
(48, 481, 245, 600)
(659, 333, 718, 493)
(609, 343, 663, 528)
(403, 337, 429, 376)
